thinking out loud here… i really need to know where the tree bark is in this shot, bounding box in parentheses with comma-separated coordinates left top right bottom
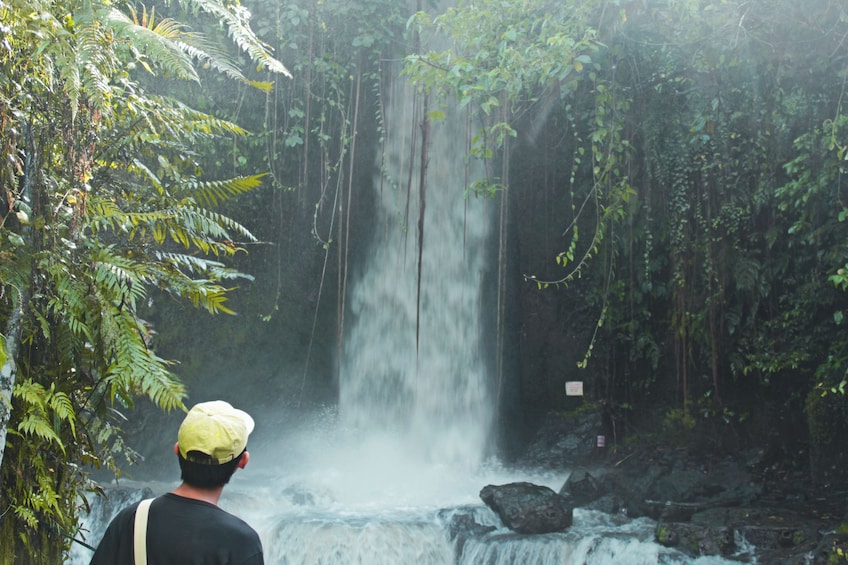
(0, 121, 36, 506)
(0, 289, 25, 497)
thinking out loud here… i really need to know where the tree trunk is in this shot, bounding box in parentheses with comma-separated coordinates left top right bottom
(0, 121, 36, 509)
(0, 291, 25, 494)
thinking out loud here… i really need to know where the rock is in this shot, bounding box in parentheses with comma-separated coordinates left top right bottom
(438, 506, 497, 557)
(554, 447, 762, 520)
(522, 410, 604, 468)
(479, 482, 574, 534)
(654, 522, 736, 557)
(559, 469, 602, 506)
(520, 414, 848, 562)
(443, 510, 496, 540)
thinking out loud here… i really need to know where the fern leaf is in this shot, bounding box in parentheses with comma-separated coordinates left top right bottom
(173, 39, 248, 84)
(18, 414, 65, 453)
(105, 8, 200, 83)
(13, 380, 47, 412)
(91, 246, 151, 309)
(14, 506, 38, 529)
(182, 0, 292, 78)
(104, 310, 186, 410)
(181, 174, 266, 207)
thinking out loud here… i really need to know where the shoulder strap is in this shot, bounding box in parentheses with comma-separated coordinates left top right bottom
(133, 498, 155, 565)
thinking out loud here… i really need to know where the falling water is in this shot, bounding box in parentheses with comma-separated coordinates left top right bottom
(69, 51, 757, 565)
(337, 60, 494, 476)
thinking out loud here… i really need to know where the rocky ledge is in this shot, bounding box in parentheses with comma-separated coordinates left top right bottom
(490, 410, 848, 563)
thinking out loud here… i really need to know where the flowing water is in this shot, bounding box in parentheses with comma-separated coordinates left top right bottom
(69, 65, 757, 565)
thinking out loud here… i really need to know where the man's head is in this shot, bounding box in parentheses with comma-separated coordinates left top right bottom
(175, 400, 255, 488)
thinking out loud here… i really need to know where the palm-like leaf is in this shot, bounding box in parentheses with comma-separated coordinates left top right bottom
(181, 0, 292, 78)
(106, 7, 200, 83)
(0, 0, 285, 552)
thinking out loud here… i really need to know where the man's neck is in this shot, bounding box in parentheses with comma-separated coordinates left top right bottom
(171, 482, 224, 506)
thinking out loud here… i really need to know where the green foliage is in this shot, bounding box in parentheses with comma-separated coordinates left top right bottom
(412, 0, 848, 447)
(553, 0, 848, 429)
(404, 0, 603, 183)
(663, 407, 696, 440)
(402, 2, 635, 374)
(0, 0, 287, 559)
(825, 533, 848, 564)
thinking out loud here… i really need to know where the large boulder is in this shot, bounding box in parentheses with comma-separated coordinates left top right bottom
(479, 482, 574, 534)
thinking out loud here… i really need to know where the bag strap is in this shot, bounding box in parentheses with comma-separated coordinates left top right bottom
(133, 498, 155, 565)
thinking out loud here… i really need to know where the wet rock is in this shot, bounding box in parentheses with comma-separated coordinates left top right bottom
(438, 506, 496, 557)
(522, 412, 848, 562)
(691, 506, 826, 562)
(479, 482, 574, 534)
(555, 446, 762, 521)
(559, 469, 602, 506)
(654, 522, 736, 557)
(522, 410, 604, 468)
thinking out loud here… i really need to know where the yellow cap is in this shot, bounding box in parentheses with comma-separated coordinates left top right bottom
(177, 401, 255, 464)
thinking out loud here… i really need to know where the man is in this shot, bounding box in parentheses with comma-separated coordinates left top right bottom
(90, 400, 264, 564)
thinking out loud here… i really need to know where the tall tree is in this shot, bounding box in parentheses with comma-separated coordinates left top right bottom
(0, 0, 288, 560)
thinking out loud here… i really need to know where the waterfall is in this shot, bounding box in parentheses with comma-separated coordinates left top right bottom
(337, 60, 494, 479)
(67, 32, 755, 565)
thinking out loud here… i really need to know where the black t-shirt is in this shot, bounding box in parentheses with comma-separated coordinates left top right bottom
(90, 493, 264, 565)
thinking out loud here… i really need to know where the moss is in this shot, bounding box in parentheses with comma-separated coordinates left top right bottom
(827, 546, 848, 564)
(0, 523, 13, 565)
(655, 524, 676, 546)
(792, 529, 807, 546)
(0, 516, 66, 565)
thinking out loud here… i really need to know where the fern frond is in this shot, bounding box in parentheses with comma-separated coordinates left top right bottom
(14, 380, 48, 412)
(243, 79, 274, 93)
(172, 39, 247, 84)
(77, 20, 116, 107)
(173, 205, 258, 252)
(85, 197, 133, 235)
(141, 257, 244, 314)
(180, 174, 266, 207)
(182, 0, 292, 78)
(58, 50, 83, 117)
(48, 265, 95, 343)
(128, 158, 164, 192)
(120, 95, 249, 149)
(150, 95, 250, 137)
(124, 3, 255, 85)
(120, 204, 256, 255)
(13, 505, 38, 529)
(91, 247, 151, 310)
(197, 207, 258, 245)
(49, 391, 77, 438)
(105, 8, 200, 83)
(105, 310, 185, 410)
(17, 415, 62, 447)
(175, 280, 237, 314)
(13, 380, 67, 453)
(153, 251, 254, 281)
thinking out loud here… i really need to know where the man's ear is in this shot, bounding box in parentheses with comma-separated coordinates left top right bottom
(237, 451, 250, 469)
(174, 442, 180, 456)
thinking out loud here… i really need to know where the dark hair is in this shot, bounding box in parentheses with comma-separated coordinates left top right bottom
(178, 450, 245, 488)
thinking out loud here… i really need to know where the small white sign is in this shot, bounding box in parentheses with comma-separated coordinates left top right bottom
(565, 381, 584, 396)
